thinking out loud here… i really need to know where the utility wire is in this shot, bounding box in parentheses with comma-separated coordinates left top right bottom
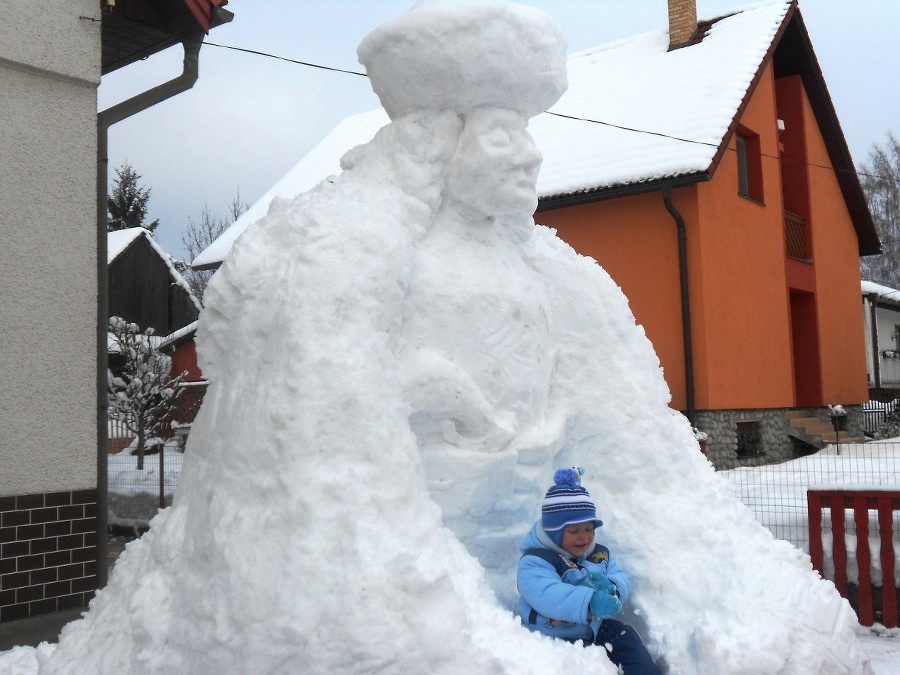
(197, 39, 894, 186)
(547, 110, 890, 184)
(200, 39, 367, 77)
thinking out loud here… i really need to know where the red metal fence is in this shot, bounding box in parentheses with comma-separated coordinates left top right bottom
(808, 489, 900, 627)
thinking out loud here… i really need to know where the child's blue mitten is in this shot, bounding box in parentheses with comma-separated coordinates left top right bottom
(588, 571, 616, 595)
(589, 589, 622, 619)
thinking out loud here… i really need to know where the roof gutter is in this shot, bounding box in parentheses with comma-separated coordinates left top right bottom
(536, 177, 702, 426)
(96, 33, 203, 589)
(536, 173, 709, 213)
(662, 185, 696, 426)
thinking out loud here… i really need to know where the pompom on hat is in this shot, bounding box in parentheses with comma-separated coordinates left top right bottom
(357, 0, 568, 121)
(542, 467, 603, 534)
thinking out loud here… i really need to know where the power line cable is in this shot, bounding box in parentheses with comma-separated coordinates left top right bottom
(197, 39, 895, 186)
(546, 110, 893, 185)
(199, 39, 367, 77)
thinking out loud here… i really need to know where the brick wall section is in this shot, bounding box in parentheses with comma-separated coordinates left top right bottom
(0, 489, 98, 623)
(668, 0, 697, 49)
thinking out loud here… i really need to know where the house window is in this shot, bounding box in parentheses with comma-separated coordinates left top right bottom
(894, 325, 900, 350)
(735, 421, 764, 457)
(735, 127, 763, 202)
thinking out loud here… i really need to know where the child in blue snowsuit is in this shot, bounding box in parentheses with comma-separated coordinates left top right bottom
(517, 468, 660, 675)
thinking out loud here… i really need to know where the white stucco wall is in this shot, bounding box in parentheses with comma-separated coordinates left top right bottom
(0, 2, 101, 496)
(863, 297, 900, 388)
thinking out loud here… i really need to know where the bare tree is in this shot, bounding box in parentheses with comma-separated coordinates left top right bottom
(108, 317, 186, 470)
(108, 162, 159, 233)
(181, 190, 248, 302)
(860, 133, 900, 287)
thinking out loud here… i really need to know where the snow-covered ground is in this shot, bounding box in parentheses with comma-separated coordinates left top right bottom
(107, 445, 182, 529)
(724, 441, 900, 582)
(857, 625, 900, 675)
(722, 441, 900, 673)
(80, 438, 900, 671)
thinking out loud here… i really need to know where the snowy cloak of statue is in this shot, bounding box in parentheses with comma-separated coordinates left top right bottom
(197, 1, 577, 596)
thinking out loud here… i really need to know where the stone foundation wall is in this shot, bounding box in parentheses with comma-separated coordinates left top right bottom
(694, 405, 864, 471)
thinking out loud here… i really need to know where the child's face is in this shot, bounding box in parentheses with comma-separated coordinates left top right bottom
(561, 522, 595, 557)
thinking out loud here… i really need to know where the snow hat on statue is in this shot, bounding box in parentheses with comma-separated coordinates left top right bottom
(542, 468, 603, 546)
(357, 0, 568, 121)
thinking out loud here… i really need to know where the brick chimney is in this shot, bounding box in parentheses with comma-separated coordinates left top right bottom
(668, 0, 697, 50)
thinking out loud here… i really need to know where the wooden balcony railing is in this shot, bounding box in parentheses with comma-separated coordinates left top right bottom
(785, 210, 808, 260)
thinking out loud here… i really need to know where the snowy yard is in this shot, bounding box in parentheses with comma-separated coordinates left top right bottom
(858, 624, 900, 675)
(723, 440, 900, 542)
(98, 438, 900, 672)
(107, 443, 182, 529)
(722, 440, 900, 673)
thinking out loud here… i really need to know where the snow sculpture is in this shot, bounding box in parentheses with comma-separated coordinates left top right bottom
(1, 1, 871, 674)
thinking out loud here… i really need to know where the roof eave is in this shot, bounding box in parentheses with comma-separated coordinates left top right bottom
(191, 259, 221, 272)
(536, 172, 711, 212)
(864, 292, 900, 311)
(159, 329, 198, 352)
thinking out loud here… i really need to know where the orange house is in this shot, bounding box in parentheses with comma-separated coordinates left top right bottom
(532, 0, 879, 467)
(196, 0, 879, 469)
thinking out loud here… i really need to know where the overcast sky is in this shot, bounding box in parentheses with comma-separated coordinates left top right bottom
(98, 0, 900, 262)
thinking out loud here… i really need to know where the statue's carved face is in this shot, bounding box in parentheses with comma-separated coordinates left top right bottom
(448, 109, 543, 219)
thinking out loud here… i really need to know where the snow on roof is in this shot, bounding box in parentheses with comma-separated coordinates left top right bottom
(107, 227, 146, 264)
(194, 0, 792, 269)
(192, 111, 389, 269)
(109, 227, 202, 312)
(160, 319, 199, 350)
(862, 280, 900, 305)
(533, 0, 790, 198)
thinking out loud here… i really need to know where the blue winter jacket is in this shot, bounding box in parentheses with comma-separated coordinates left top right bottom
(517, 521, 631, 641)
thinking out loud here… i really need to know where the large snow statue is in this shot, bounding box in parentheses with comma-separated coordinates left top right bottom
(5, 1, 870, 674)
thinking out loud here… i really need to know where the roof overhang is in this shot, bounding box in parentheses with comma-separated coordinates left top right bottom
(101, 0, 233, 75)
(537, 172, 710, 212)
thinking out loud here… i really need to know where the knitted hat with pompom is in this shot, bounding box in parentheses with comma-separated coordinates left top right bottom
(541, 467, 603, 540)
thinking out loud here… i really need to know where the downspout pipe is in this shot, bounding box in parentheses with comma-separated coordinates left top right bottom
(662, 185, 696, 426)
(867, 294, 881, 392)
(96, 34, 203, 589)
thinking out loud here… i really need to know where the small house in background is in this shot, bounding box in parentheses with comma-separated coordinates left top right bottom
(194, 0, 877, 470)
(862, 280, 900, 401)
(107, 228, 201, 452)
(159, 321, 208, 448)
(108, 227, 200, 337)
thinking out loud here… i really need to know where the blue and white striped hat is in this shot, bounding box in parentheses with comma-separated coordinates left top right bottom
(541, 467, 603, 532)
